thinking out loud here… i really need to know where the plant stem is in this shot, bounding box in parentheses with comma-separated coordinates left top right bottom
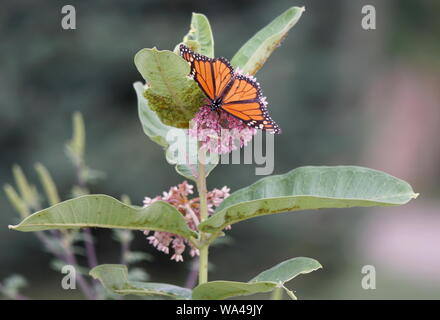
(271, 287, 283, 300)
(198, 245, 209, 285)
(119, 231, 131, 265)
(196, 151, 209, 285)
(83, 228, 98, 269)
(197, 153, 208, 223)
(35, 231, 64, 261)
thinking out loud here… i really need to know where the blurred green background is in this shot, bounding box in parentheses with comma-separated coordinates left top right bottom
(1, 0, 440, 299)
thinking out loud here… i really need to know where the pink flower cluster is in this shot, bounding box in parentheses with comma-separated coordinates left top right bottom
(143, 181, 230, 262)
(189, 105, 257, 154)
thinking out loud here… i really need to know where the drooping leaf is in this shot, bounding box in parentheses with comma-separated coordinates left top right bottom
(135, 81, 218, 181)
(193, 257, 321, 300)
(231, 6, 305, 75)
(192, 280, 276, 300)
(9, 194, 197, 239)
(90, 264, 191, 299)
(199, 166, 418, 233)
(250, 257, 322, 284)
(183, 13, 214, 58)
(250, 257, 321, 300)
(134, 48, 205, 128)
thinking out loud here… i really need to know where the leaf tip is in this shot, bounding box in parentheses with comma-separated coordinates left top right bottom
(8, 224, 17, 230)
(89, 268, 98, 279)
(412, 193, 420, 199)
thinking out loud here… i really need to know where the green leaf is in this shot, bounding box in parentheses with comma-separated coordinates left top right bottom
(199, 166, 418, 233)
(66, 112, 86, 160)
(183, 13, 214, 58)
(12, 165, 39, 209)
(3, 184, 30, 219)
(192, 280, 276, 300)
(193, 257, 321, 300)
(251, 257, 321, 300)
(34, 163, 61, 206)
(250, 257, 322, 283)
(134, 81, 172, 148)
(231, 6, 305, 75)
(135, 81, 218, 181)
(134, 48, 205, 128)
(90, 264, 191, 299)
(9, 194, 197, 240)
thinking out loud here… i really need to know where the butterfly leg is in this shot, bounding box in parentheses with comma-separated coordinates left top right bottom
(215, 108, 221, 120)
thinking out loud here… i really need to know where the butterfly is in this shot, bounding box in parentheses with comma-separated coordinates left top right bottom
(180, 44, 281, 134)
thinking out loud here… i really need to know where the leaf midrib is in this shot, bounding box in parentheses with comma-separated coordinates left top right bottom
(9, 223, 196, 238)
(215, 192, 417, 214)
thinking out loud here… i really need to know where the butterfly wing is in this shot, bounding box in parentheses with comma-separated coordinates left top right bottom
(221, 74, 281, 134)
(180, 44, 233, 100)
(180, 45, 281, 134)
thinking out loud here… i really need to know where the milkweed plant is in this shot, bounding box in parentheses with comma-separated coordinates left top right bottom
(2, 7, 418, 300)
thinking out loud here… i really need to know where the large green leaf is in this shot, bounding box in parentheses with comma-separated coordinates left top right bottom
(192, 280, 276, 300)
(231, 6, 305, 75)
(183, 13, 214, 58)
(134, 81, 172, 148)
(90, 264, 192, 299)
(192, 257, 321, 300)
(9, 194, 197, 239)
(134, 48, 205, 128)
(199, 166, 418, 233)
(135, 81, 218, 181)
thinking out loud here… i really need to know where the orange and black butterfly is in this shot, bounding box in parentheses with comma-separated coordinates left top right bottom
(180, 44, 281, 134)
